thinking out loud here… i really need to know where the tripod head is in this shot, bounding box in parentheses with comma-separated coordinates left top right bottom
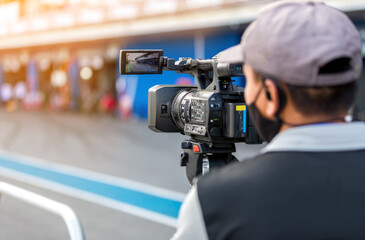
(180, 140, 238, 184)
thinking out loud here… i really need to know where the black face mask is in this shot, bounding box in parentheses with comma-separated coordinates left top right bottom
(247, 102, 281, 143)
(247, 81, 345, 143)
(247, 85, 282, 143)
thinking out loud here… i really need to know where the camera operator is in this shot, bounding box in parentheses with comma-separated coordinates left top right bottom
(172, 1, 365, 239)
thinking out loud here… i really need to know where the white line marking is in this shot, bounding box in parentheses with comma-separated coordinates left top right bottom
(0, 150, 188, 227)
(0, 167, 178, 227)
(0, 149, 187, 201)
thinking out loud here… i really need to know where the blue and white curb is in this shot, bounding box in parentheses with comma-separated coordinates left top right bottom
(0, 150, 185, 227)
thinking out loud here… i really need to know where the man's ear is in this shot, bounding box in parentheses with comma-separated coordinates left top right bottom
(263, 79, 280, 118)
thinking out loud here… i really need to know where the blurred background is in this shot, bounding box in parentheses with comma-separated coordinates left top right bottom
(0, 0, 363, 239)
(0, 0, 362, 118)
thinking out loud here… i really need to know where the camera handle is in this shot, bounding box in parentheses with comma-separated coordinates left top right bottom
(180, 140, 238, 184)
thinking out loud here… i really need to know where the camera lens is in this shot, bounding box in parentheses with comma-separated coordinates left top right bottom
(171, 89, 193, 130)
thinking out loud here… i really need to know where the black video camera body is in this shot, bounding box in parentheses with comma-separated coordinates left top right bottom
(119, 49, 262, 183)
(120, 49, 261, 145)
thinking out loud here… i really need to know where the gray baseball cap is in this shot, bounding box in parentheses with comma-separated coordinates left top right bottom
(218, 1, 363, 86)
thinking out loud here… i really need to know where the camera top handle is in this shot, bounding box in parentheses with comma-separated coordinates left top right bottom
(161, 56, 243, 91)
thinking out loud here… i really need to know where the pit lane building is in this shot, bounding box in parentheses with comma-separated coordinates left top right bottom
(0, 0, 364, 118)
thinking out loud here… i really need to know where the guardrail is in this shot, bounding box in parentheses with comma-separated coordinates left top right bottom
(0, 182, 85, 240)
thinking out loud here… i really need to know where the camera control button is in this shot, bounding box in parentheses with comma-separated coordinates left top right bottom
(181, 141, 192, 149)
(210, 127, 220, 136)
(212, 111, 220, 117)
(161, 104, 168, 114)
(193, 145, 200, 152)
(210, 103, 221, 109)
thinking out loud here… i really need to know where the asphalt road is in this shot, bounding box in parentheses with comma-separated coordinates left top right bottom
(0, 110, 263, 239)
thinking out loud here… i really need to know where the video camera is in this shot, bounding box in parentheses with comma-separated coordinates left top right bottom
(119, 49, 262, 183)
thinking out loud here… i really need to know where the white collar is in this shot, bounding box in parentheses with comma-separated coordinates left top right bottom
(262, 122, 365, 153)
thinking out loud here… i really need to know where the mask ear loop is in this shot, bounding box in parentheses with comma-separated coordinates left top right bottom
(261, 77, 287, 124)
(251, 83, 265, 104)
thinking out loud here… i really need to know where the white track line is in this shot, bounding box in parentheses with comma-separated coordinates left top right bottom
(0, 150, 187, 227)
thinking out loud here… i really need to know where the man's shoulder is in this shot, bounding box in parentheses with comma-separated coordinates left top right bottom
(197, 148, 365, 196)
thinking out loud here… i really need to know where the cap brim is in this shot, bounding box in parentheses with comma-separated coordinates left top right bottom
(216, 44, 244, 63)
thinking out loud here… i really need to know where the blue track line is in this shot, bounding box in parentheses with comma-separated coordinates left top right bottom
(0, 156, 182, 219)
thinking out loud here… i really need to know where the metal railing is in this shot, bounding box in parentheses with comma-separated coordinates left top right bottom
(0, 182, 85, 240)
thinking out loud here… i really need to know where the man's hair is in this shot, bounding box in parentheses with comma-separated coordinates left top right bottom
(253, 57, 358, 116)
(285, 82, 357, 116)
